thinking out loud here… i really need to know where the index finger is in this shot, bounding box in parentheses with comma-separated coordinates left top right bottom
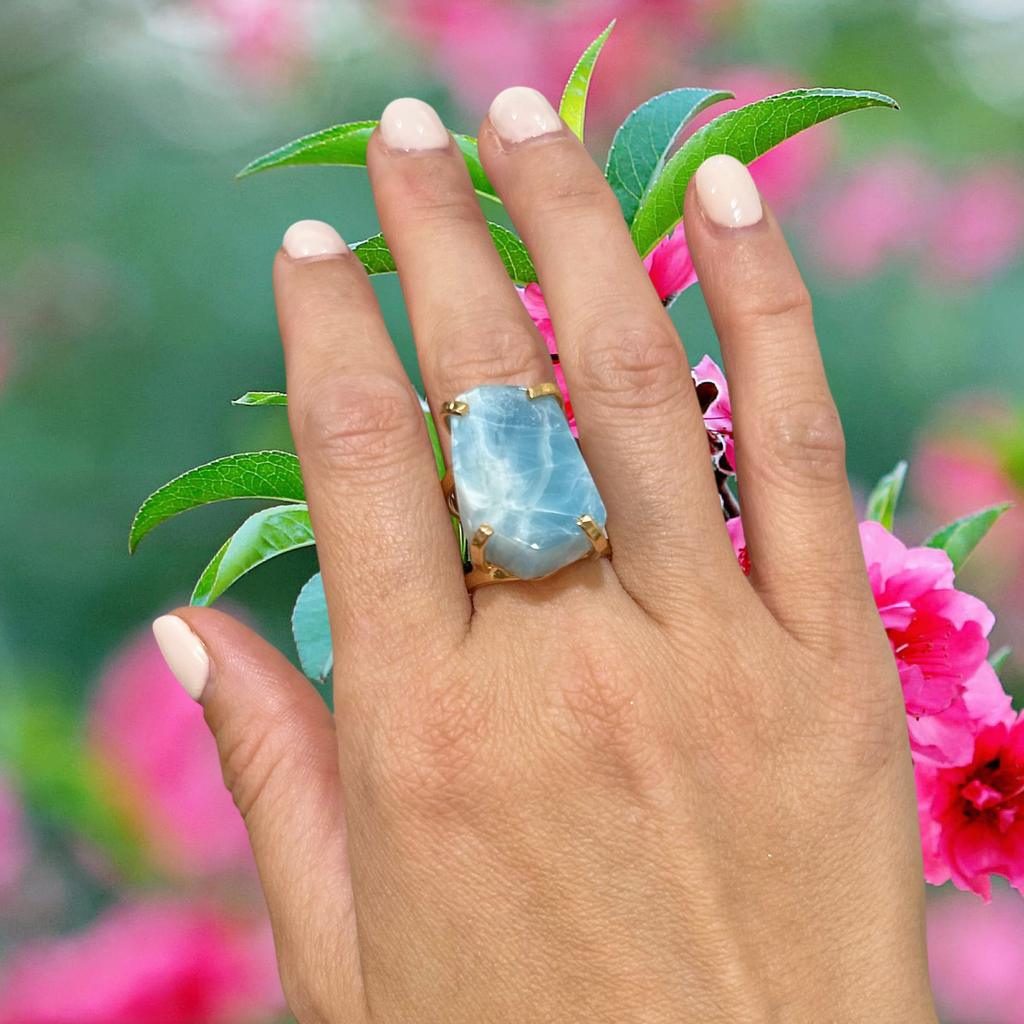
(275, 221, 470, 681)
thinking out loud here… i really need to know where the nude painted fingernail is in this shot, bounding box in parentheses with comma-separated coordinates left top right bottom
(153, 615, 210, 702)
(380, 97, 449, 152)
(694, 154, 763, 228)
(489, 87, 561, 145)
(282, 220, 349, 260)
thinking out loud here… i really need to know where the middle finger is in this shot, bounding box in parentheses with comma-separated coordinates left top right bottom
(477, 88, 740, 615)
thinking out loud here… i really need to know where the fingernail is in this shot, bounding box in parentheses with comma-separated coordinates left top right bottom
(282, 220, 349, 260)
(694, 154, 763, 228)
(380, 97, 449, 152)
(489, 87, 561, 145)
(153, 615, 210, 702)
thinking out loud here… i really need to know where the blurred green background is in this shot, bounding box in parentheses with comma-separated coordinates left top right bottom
(1, 1, 1023, 1021)
(3, 0, 1023, 692)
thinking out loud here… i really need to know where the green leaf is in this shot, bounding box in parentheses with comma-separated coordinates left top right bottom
(237, 122, 499, 202)
(352, 223, 536, 285)
(605, 88, 733, 226)
(425, 410, 445, 479)
(350, 233, 395, 274)
(129, 451, 305, 553)
(233, 391, 287, 406)
(558, 20, 614, 142)
(190, 504, 314, 606)
(865, 461, 908, 532)
(923, 502, 1013, 574)
(630, 88, 899, 257)
(292, 572, 333, 683)
(989, 645, 1012, 674)
(487, 224, 538, 284)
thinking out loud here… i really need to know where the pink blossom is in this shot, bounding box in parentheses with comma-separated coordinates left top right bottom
(644, 224, 699, 302)
(0, 899, 284, 1024)
(907, 661, 1015, 767)
(930, 165, 1024, 283)
(199, 0, 305, 81)
(814, 154, 1024, 283)
(813, 152, 939, 277)
(726, 516, 749, 576)
(859, 521, 995, 718)
(691, 354, 734, 476)
(87, 628, 254, 879)
(913, 408, 1024, 670)
(916, 712, 1024, 900)
(0, 773, 28, 895)
(927, 884, 1024, 1024)
(518, 224, 699, 436)
(914, 428, 1024, 583)
(389, 1, 729, 127)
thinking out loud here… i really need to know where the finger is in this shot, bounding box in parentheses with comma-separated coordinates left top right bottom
(477, 88, 740, 615)
(275, 221, 470, 668)
(682, 155, 873, 642)
(151, 609, 364, 1022)
(366, 99, 556, 466)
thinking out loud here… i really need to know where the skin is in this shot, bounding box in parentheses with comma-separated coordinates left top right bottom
(176, 101, 941, 1023)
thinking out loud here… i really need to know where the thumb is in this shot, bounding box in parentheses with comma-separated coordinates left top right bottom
(152, 607, 363, 1021)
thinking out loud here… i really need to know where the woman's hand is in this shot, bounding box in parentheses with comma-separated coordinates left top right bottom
(153, 88, 939, 1024)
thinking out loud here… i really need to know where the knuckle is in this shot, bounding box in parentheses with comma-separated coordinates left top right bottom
(731, 280, 814, 332)
(529, 175, 614, 221)
(556, 646, 677, 796)
(293, 373, 426, 476)
(218, 721, 290, 824)
(574, 309, 688, 411)
(431, 314, 546, 389)
(409, 184, 484, 229)
(755, 397, 847, 485)
(371, 680, 499, 822)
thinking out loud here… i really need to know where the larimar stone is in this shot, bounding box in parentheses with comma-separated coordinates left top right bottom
(450, 385, 607, 579)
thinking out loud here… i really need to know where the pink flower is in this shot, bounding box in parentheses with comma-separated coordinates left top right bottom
(0, 773, 28, 896)
(907, 661, 1015, 767)
(930, 165, 1024, 284)
(518, 224, 699, 437)
(726, 516, 749, 576)
(916, 712, 1024, 901)
(644, 224, 699, 303)
(0, 899, 284, 1024)
(388, 0, 729, 128)
(198, 0, 306, 81)
(691, 354, 734, 476)
(859, 521, 995, 718)
(927, 884, 1024, 1023)
(87, 628, 254, 879)
(813, 152, 940, 278)
(814, 154, 1024, 283)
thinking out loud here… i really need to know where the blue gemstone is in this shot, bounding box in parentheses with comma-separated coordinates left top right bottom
(450, 385, 607, 579)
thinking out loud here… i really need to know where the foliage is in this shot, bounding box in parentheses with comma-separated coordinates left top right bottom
(131, 23, 902, 682)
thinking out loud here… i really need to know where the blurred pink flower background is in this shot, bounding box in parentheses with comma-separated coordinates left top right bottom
(0, 631, 284, 1023)
(3, 3, 1023, 1023)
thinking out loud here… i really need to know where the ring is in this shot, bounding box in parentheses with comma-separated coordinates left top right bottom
(439, 383, 611, 590)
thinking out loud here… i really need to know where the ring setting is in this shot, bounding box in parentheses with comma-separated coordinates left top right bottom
(440, 383, 611, 590)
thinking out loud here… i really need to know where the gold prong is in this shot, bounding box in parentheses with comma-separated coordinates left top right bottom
(577, 514, 610, 557)
(526, 382, 565, 410)
(469, 524, 494, 572)
(440, 467, 459, 519)
(440, 400, 469, 428)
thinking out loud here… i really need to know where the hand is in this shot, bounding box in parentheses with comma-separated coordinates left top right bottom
(153, 88, 939, 1024)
